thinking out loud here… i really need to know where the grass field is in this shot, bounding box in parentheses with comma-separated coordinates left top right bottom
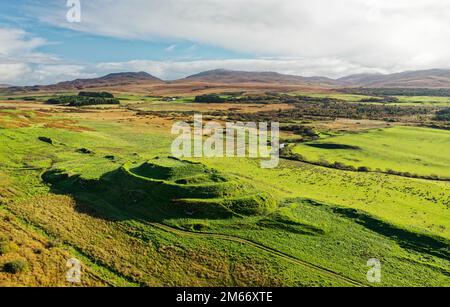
(292, 126, 450, 178)
(394, 96, 450, 106)
(0, 118, 354, 286)
(0, 96, 449, 287)
(291, 92, 450, 106)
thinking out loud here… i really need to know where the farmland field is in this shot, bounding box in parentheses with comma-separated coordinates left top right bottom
(292, 126, 450, 178)
(291, 91, 450, 106)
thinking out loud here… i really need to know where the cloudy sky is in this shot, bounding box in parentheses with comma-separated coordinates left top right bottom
(1, 0, 450, 85)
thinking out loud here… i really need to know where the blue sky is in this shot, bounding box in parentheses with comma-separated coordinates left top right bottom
(1, 1, 247, 62)
(0, 0, 255, 84)
(0, 0, 449, 85)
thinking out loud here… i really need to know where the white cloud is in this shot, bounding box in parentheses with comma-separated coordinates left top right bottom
(0, 27, 94, 85)
(165, 45, 177, 53)
(0, 63, 32, 83)
(0, 28, 46, 57)
(1, 53, 385, 85)
(0, 28, 47, 83)
(6, 0, 450, 84)
(0, 25, 381, 84)
(32, 64, 98, 83)
(35, 0, 450, 73)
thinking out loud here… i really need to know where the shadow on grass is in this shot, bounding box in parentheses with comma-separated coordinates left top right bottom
(306, 143, 361, 150)
(42, 164, 450, 260)
(41, 165, 309, 237)
(41, 166, 240, 223)
(332, 207, 450, 261)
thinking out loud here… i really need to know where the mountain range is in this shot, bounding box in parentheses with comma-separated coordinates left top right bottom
(17, 72, 163, 91)
(178, 69, 336, 86)
(6, 68, 450, 92)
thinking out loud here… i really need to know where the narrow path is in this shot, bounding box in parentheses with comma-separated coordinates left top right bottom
(146, 221, 368, 287)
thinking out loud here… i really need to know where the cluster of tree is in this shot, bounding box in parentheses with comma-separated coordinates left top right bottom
(435, 108, 450, 121)
(280, 124, 320, 141)
(196, 93, 403, 106)
(195, 93, 343, 105)
(78, 91, 115, 98)
(194, 94, 226, 103)
(339, 88, 450, 97)
(226, 101, 430, 123)
(7, 97, 36, 101)
(47, 92, 119, 106)
(228, 95, 279, 103)
(226, 94, 341, 104)
(295, 95, 342, 103)
(359, 96, 399, 103)
(222, 91, 245, 96)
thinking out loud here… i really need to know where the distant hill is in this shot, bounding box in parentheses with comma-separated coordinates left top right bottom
(336, 73, 386, 86)
(181, 68, 450, 88)
(50, 71, 164, 90)
(7, 72, 163, 92)
(7, 68, 450, 93)
(181, 69, 336, 86)
(336, 69, 450, 88)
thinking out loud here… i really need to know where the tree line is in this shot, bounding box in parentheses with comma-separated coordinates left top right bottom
(47, 92, 119, 106)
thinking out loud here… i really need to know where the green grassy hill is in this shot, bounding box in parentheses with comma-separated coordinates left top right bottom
(43, 157, 276, 219)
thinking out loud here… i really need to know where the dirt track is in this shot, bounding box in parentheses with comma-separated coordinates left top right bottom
(146, 221, 368, 287)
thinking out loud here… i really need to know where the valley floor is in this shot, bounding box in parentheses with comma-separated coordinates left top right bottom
(0, 95, 449, 287)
